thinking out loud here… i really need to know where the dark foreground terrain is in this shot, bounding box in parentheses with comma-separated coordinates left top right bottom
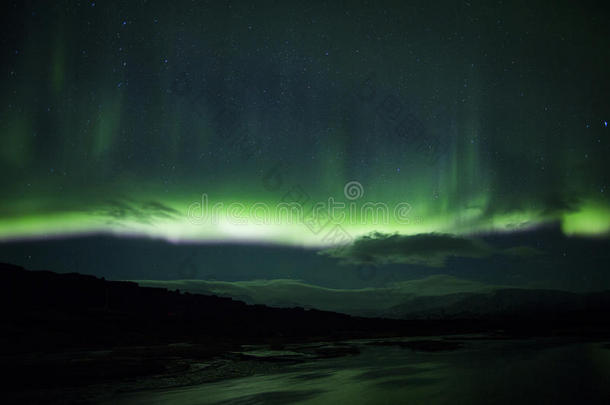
(1, 262, 610, 403)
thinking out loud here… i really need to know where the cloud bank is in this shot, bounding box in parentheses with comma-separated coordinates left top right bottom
(321, 232, 542, 267)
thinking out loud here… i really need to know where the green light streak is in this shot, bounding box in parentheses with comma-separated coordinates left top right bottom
(0, 191, 606, 246)
(562, 201, 610, 237)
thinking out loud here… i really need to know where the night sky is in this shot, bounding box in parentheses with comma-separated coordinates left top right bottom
(1, 1, 609, 296)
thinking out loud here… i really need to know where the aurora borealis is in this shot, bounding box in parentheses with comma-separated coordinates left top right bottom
(5, 4, 610, 404)
(0, 0, 609, 284)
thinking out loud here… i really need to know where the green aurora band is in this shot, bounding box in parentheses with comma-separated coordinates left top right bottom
(1, 1, 608, 246)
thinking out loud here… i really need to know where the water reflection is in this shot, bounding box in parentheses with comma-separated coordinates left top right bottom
(111, 338, 610, 405)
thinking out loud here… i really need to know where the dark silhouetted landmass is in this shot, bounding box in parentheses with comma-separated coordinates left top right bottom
(2, 262, 610, 352)
(2, 262, 610, 403)
(0, 262, 398, 352)
(385, 288, 610, 320)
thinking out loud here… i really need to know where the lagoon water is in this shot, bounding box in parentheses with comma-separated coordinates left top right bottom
(112, 338, 610, 405)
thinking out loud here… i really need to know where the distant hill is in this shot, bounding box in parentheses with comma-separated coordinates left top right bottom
(0, 262, 419, 352)
(136, 276, 610, 322)
(134, 275, 504, 317)
(2, 262, 610, 356)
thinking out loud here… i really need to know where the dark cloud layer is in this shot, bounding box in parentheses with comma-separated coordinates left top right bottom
(321, 232, 542, 267)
